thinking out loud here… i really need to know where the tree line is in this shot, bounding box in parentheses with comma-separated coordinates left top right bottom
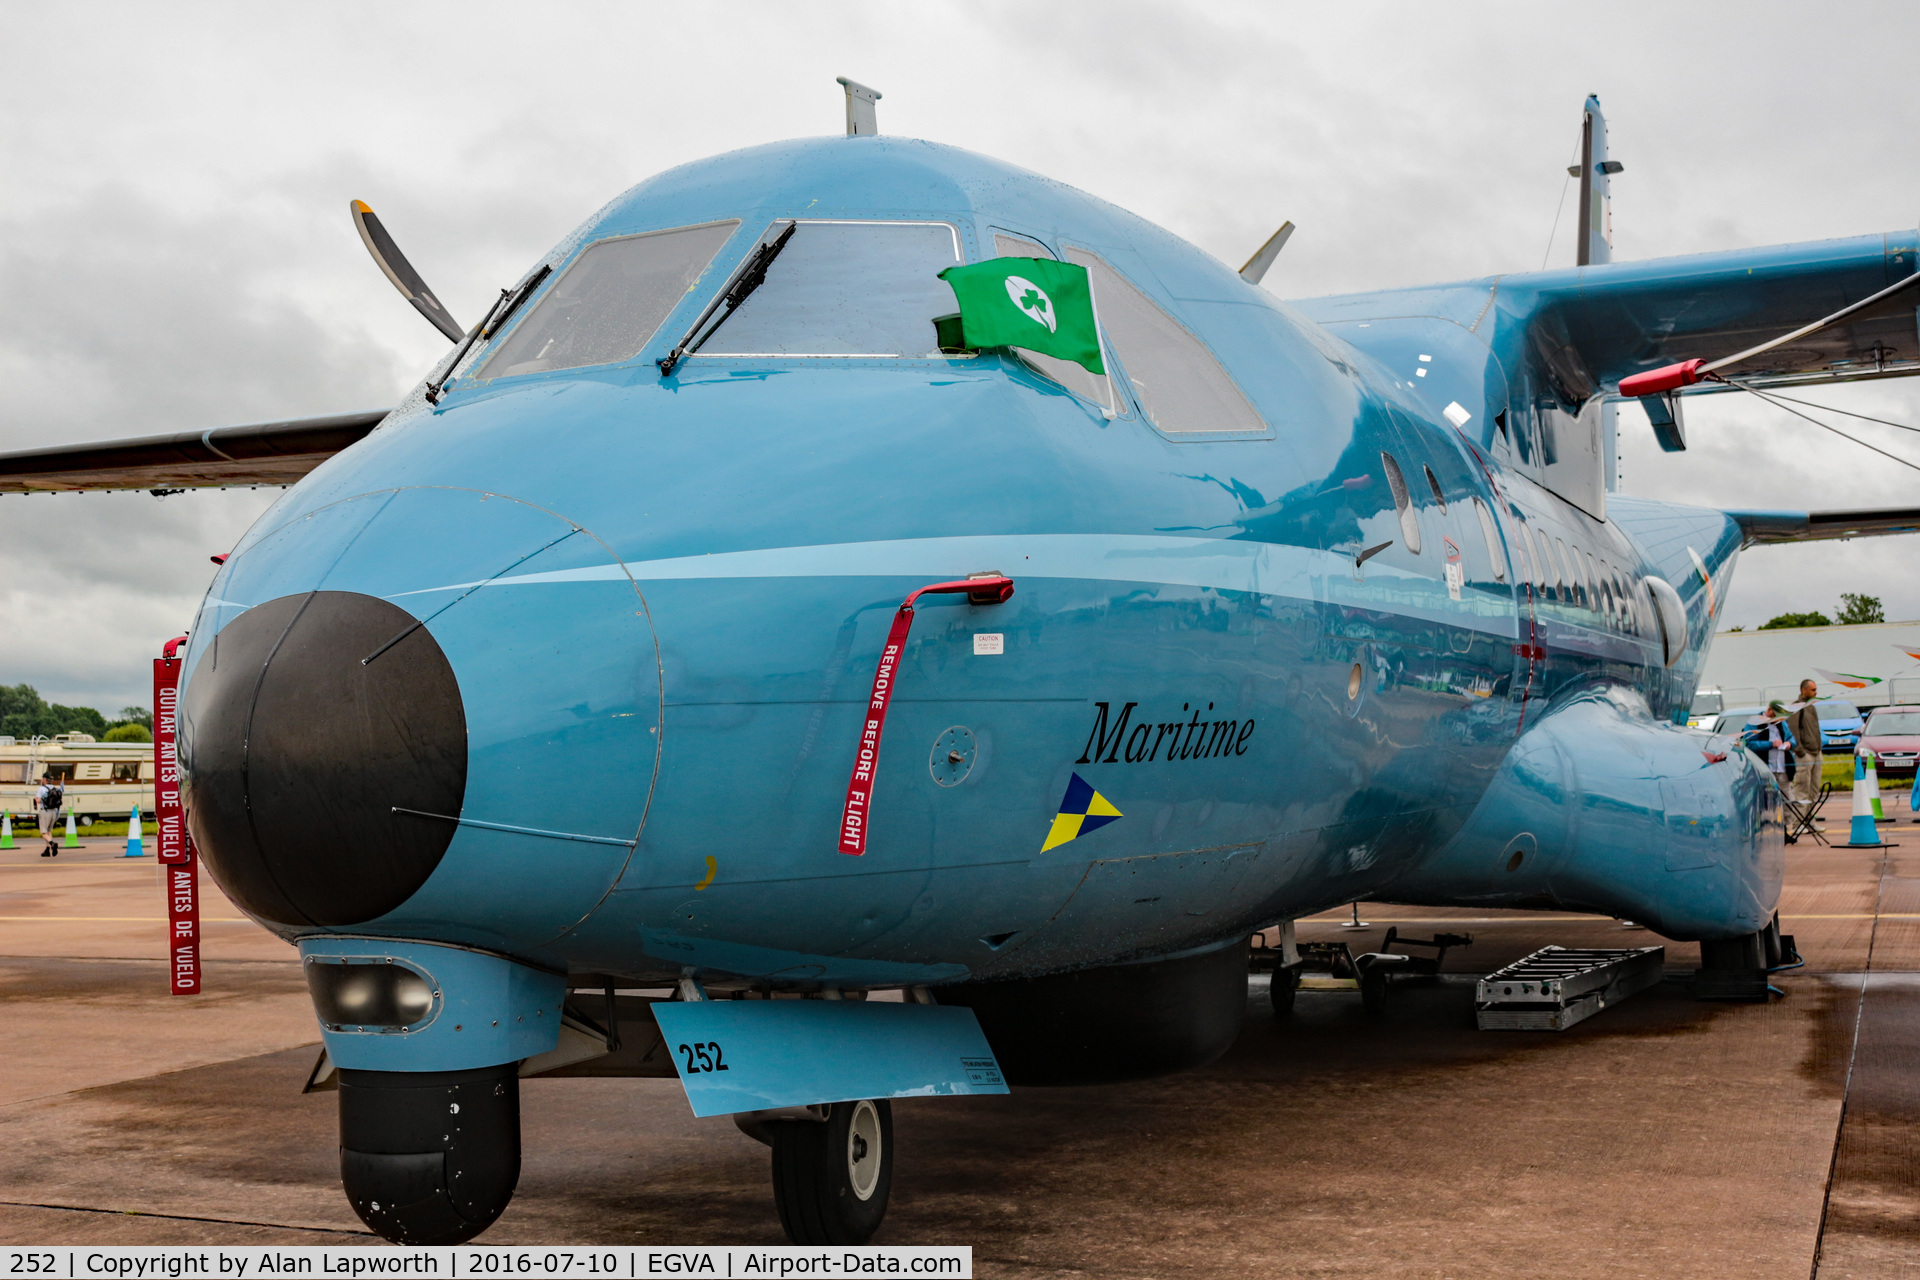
(0, 684, 152, 742)
(1747, 593, 1886, 632)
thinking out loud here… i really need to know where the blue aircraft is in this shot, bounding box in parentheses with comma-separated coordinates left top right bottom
(5, 86, 1919, 1245)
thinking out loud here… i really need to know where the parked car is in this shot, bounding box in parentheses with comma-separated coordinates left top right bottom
(1816, 700, 1865, 751)
(1699, 707, 1760, 737)
(1860, 705, 1920, 777)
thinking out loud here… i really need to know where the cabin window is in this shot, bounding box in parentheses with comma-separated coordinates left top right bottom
(1527, 527, 1552, 599)
(698, 220, 962, 356)
(0, 762, 25, 783)
(1379, 452, 1422, 553)
(112, 762, 141, 782)
(1583, 550, 1602, 616)
(1063, 248, 1266, 434)
(1510, 518, 1538, 594)
(476, 219, 740, 379)
(1423, 465, 1448, 513)
(1532, 530, 1555, 599)
(1551, 537, 1576, 606)
(1599, 567, 1617, 626)
(1471, 497, 1505, 582)
(992, 234, 1116, 410)
(1521, 523, 1548, 596)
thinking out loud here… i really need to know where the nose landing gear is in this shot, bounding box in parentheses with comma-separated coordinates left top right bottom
(338, 1063, 521, 1245)
(766, 1099, 894, 1245)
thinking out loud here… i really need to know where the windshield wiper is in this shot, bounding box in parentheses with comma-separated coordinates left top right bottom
(657, 221, 797, 377)
(483, 263, 552, 340)
(423, 263, 553, 405)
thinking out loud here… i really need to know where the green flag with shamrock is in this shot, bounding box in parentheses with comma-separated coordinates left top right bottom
(937, 256, 1104, 374)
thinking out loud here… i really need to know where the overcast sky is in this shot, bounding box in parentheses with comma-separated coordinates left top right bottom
(4, 1, 1918, 713)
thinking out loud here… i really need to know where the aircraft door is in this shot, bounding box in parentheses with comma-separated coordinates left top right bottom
(1500, 508, 1546, 730)
(1383, 410, 1522, 745)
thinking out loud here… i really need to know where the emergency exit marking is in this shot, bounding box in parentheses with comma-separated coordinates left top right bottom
(973, 633, 1004, 655)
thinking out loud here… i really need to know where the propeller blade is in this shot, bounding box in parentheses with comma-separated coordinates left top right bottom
(350, 200, 464, 343)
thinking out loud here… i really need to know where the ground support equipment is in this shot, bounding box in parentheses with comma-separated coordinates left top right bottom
(1476, 945, 1664, 1031)
(1255, 926, 1473, 1016)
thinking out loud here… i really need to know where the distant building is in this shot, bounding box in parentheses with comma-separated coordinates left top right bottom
(1694, 620, 1920, 715)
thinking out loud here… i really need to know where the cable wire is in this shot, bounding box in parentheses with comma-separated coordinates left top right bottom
(1728, 380, 1920, 473)
(1740, 387, 1920, 436)
(1539, 133, 1582, 270)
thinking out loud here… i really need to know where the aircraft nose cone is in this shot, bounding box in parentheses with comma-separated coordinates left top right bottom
(179, 590, 467, 927)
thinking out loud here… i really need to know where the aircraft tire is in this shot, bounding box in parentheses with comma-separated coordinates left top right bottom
(1359, 968, 1389, 1015)
(1269, 967, 1299, 1019)
(337, 1063, 520, 1245)
(768, 1099, 892, 1245)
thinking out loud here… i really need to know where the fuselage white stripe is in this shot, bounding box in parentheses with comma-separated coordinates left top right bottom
(384, 533, 1520, 633)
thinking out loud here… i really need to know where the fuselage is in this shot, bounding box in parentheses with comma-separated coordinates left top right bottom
(176, 135, 1777, 992)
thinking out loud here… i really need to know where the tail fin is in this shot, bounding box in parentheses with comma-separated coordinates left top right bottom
(1576, 96, 1620, 485)
(1574, 95, 1620, 267)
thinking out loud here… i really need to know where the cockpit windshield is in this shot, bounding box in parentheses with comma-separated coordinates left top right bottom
(694, 220, 961, 357)
(474, 219, 738, 380)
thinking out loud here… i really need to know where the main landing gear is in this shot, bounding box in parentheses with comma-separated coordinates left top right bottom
(742, 1099, 894, 1244)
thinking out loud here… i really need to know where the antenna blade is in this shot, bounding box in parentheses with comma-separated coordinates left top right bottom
(1238, 221, 1295, 285)
(350, 200, 465, 343)
(835, 76, 881, 136)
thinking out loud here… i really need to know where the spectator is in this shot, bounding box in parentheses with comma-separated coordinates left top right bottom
(1788, 680, 1824, 808)
(35, 773, 64, 858)
(1763, 702, 1792, 785)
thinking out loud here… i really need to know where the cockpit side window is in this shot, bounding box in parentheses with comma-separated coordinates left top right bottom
(992, 233, 1116, 410)
(698, 220, 961, 357)
(475, 219, 739, 380)
(1062, 248, 1266, 435)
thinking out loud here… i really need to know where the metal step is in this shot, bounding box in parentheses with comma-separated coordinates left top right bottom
(1475, 945, 1665, 1031)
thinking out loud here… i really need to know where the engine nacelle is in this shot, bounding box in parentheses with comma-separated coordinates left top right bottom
(1385, 687, 1784, 939)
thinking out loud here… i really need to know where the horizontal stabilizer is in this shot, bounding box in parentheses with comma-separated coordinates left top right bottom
(1728, 507, 1920, 545)
(0, 409, 389, 494)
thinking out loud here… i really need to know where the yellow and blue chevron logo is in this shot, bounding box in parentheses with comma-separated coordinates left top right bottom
(1040, 772, 1122, 852)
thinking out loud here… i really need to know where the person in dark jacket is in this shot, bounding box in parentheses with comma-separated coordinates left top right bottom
(1788, 680, 1824, 806)
(35, 773, 64, 858)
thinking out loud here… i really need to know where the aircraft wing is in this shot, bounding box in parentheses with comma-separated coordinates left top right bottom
(0, 409, 389, 494)
(1541, 231, 1920, 390)
(1298, 229, 1920, 396)
(1728, 507, 1920, 545)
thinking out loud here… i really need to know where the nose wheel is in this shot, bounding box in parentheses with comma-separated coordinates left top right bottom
(767, 1098, 893, 1244)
